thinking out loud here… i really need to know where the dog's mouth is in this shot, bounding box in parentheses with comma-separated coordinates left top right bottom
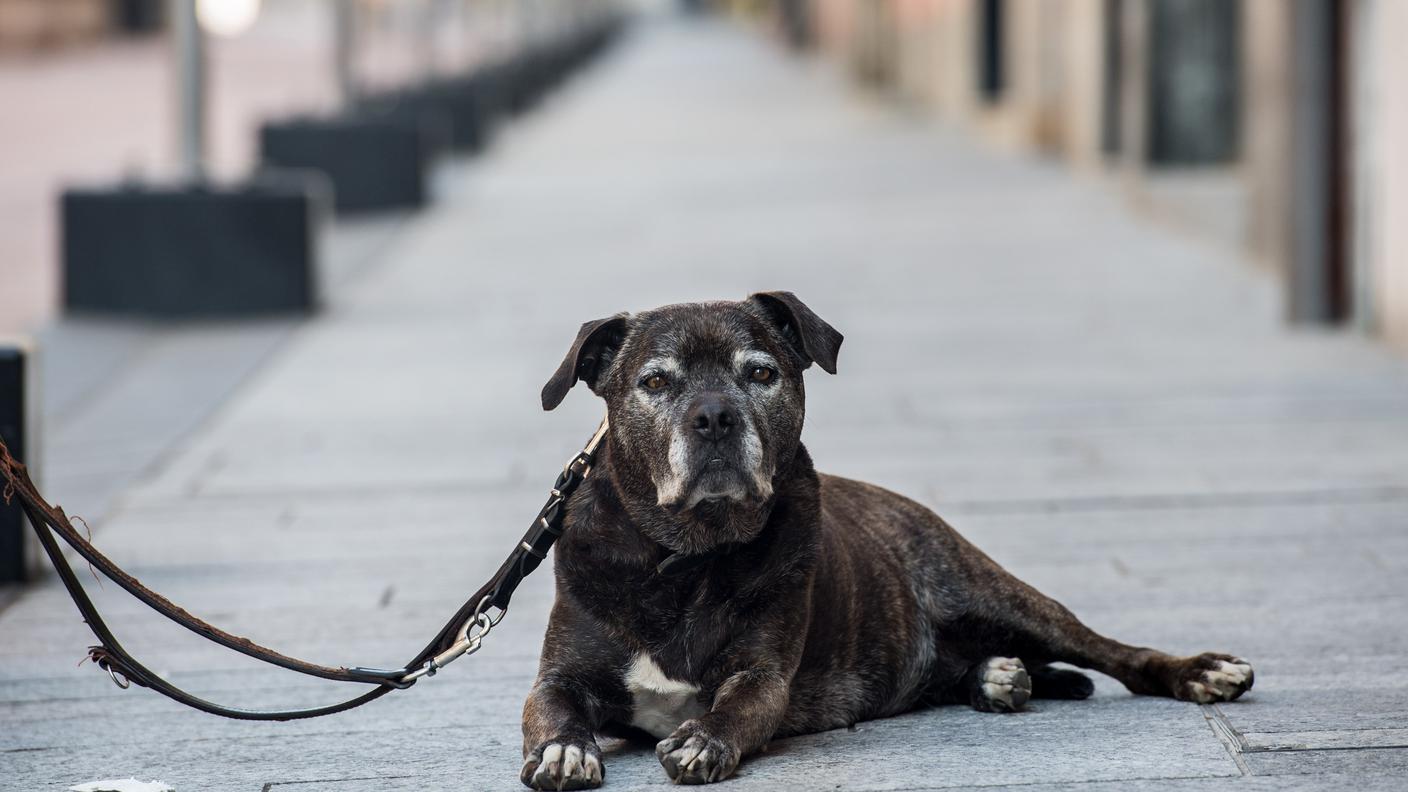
(659, 456, 756, 513)
(696, 456, 741, 491)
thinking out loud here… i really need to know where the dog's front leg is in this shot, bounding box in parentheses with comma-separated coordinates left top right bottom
(655, 600, 806, 786)
(521, 601, 629, 790)
(656, 666, 792, 784)
(521, 678, 607, 791)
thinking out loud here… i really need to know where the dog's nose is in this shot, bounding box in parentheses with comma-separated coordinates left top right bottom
(689, 396, 736, 442)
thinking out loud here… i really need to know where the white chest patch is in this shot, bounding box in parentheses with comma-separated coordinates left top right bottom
(625, 653, 707, 739)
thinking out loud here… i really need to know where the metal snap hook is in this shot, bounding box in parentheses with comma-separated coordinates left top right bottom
(105, 665, 131, 690)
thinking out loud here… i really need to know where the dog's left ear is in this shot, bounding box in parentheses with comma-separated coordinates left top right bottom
(541, 314, 629, 410)
(747, 291, 843, 374)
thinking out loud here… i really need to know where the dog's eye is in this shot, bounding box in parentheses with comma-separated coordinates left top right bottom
(642, 374, 669, 391)
(749, 366, 775, 384)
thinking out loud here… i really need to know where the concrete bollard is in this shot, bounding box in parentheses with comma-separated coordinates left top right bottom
(62, 173, 329, 318)
(261, 111, 448, 214)
(0, 338, 39, 584)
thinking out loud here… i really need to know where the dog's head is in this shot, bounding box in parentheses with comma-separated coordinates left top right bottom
(542, 292, 842, 531)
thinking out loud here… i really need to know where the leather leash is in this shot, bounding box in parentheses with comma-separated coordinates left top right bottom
(0, 419, 609, 721)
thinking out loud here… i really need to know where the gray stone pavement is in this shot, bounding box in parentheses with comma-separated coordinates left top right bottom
(4, 16, 1408, 791)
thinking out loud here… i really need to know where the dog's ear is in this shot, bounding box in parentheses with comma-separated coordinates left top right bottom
(747, 291, 843, 374)
(542, 314, 629, 410)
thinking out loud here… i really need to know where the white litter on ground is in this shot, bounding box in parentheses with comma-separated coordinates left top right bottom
(68, 780, 174, 792)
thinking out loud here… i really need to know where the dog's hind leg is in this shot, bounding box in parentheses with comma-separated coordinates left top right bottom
(967, 569, 1254, 704)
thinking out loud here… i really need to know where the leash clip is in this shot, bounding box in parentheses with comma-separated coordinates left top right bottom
(105, 665, 131, 690)
(88, 647, 132, 690)
(398, 595, 504, 685)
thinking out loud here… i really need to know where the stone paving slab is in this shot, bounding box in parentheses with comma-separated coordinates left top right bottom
(3, 15, 1407, 792)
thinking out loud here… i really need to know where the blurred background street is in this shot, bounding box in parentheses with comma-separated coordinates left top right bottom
(2, 1, 1407, 790)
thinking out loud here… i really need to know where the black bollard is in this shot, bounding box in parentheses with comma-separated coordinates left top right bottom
(62, 175, 328, 318)
(261, 110, 447, 214)
(0, 340, 37, 584)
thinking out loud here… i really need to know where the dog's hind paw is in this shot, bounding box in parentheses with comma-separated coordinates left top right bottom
(971, 656, 1032, 713)
(656, 719, 740, 784)
(521, 738, 604, 790)
(1176, 653, 1254, 703)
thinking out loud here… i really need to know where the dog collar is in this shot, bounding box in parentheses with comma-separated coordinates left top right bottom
(656, 546, 727, 576)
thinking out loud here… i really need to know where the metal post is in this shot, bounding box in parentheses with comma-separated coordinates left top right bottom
(419, 0, 440, 80)
(333, 0, 357, 108)
(975, 0, 1004, 102)
(172, 0, 206, 181)
(1100, 0, 1123, 156)
(1287, 0, 1346, 323)
(1117, 0, 1148, 182)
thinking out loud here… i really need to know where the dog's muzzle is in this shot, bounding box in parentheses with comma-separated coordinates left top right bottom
(670, 394, 768, 509)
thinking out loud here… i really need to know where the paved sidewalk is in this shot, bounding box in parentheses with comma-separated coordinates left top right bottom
(4, 16, 1408, 791)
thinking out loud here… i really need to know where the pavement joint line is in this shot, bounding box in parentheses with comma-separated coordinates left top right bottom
(940, 485, 1408, 516)
(1202, 703, 1252, 776)
(1241, 727, 1408, 753)
(1, 661, 542, 699)
(113, 474, 528, 508)
(261, 776, 416, 791)
(1, 716, 527, 754)
(103, 477, 1408, 517)
(884, 773, 1242, 791)
(908, 411, 1408, 432)
(1248, 744, 1408, 754)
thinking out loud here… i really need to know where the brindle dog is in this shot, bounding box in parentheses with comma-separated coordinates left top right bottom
(520, 292, 1253, 789)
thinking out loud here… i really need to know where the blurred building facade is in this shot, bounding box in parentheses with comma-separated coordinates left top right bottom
(765, 0, 1408, 349)
(0, 0, 163, 50)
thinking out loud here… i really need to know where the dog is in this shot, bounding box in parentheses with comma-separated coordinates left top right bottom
(520, 292, 1253, 789)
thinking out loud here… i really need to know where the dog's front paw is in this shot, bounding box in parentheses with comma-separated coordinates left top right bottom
(655, 719, 739, 784)
(1175, 653, 1254, 703)
(521, 737, 604, 790)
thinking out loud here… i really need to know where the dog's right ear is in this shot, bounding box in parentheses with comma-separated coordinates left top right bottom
(541, 314, 629, 410)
